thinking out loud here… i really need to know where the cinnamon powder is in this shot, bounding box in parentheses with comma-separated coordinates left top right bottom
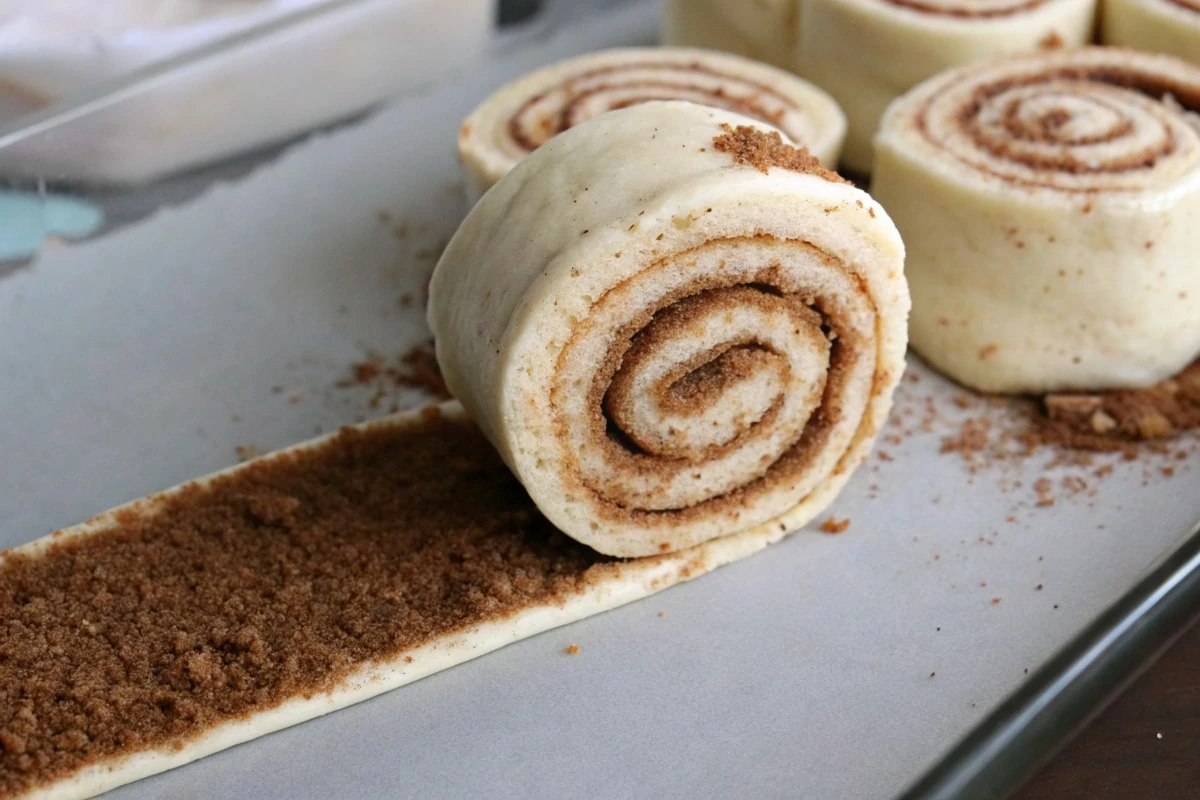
(712, 124, 849, 184)
(0, 412, 609, 795)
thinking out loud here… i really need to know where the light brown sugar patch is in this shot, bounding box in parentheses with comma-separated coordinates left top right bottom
(0, 413, 610, 797)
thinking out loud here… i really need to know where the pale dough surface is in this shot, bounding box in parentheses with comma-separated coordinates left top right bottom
(661, 0, 799, 70)
(1100, 0, 1200, 67)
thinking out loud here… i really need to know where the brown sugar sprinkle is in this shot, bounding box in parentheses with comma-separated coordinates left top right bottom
(1033, 358, 1200, 453)
(339, 341, 451, 404)
(563, 644, 581, 656)
(712, 124, 849, 184)
(234, 445, 260, 463)
(0, 414, 613, 796)
(819, 517, 851, 534)
(1039, 31, 1065, 49)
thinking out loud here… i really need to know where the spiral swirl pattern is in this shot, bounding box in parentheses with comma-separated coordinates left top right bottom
(910, 50, 1200, 191)
(796, 0, 1096, 173)
(433, 102, 908, 557)
(457, 47, 846, 201)
(873, 48, 1200, 395)
(557, 236, 877, 525)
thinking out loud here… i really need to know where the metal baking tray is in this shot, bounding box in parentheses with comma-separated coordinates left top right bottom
(2, 1, 1197, 797)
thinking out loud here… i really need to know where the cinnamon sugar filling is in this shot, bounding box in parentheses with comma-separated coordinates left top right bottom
(882, 0, 1049, 17)
(549, 236, 879, 527)
(508, 62, 802, 153)
(0, 414, 613, 797)
(915, 61, 1200, 189)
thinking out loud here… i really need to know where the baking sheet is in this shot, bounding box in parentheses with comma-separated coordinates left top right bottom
(1, 3, 1197, 798)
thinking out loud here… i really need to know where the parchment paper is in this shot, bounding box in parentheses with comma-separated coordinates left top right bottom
(1, 3, 1196, 797)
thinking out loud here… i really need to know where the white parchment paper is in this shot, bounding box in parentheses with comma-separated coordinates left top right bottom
(1, 4, 1196, 798)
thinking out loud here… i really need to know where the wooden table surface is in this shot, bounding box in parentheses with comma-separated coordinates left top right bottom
(1014, 611, 1200, 799)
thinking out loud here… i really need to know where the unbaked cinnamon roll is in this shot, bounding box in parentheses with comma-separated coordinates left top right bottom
(872, 47, 1200, 394)
(796, 0, 1095, 173)
(1101, 0, 1200, 67)
(456, 47, 846, 202)
(432, 101, 909, 557)
(661, 0, 799, 70)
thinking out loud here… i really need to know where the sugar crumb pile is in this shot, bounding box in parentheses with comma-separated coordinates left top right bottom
(712, 124, 848, 184)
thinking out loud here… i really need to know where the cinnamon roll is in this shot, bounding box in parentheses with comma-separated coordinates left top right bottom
(661, 0, 799, 70)
(431, 101, 909, 558)
(872, 47, 1200, 394)
(1101, 0, 1200, 67)
(456, 47, 846, 201)
(796, 0, 1095, 173)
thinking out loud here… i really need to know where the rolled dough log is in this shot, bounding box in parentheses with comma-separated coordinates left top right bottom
(1100, 0, 1200, 67)
(872, 47, 1200, 394)
(660, 0, 799, 70)
(431, 101, 909, 558)
(796, 0, 1095, 173)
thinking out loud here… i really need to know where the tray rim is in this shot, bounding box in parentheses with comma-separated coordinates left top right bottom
(900, 520, 1200, 800)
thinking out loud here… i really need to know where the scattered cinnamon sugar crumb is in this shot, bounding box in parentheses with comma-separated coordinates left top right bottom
(1039, 31, 1065, 48)
(288, 394, 304, 405)
(1033, 477, 1055, 507)
(712, 124, 848, 184)
(234, 445, 259, 463)
(353, 361, 381, 383)
(564, 644, 581, 656)
(1035, 359, 1200, 452)
(338, 341, 451, 403)
(657, 610, 666, 618)
(819, 517, 851, 534)
(991, 598, 1002, 605)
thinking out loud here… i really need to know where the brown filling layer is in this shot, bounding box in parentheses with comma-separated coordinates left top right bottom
(882, 0, 1049, 17)
(919, 62, 1200, 187)
(508, 62, 802, 153)
(551, 235, 876, 529)
(0, 411, 611, 797)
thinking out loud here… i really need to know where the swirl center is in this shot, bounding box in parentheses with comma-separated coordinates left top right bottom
(603, 287, 830, 461)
